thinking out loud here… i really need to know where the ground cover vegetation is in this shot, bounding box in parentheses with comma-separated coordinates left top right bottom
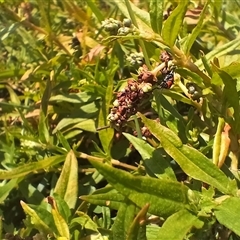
(1, 0, 240, 239)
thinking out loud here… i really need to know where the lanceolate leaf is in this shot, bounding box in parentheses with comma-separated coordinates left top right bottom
(156, 209, 203, 240)
(162, 0, 189, 46)
(52, 208, 70, 239)
(149, 0, 164, 34)
(0, 155, 66, 180)
(127, 204, 149, 240)
(123, 133, 176, 180)
(53, 118, 96, 134)
(20, 201, 57, 235)
(215, 68, 240, 132)
(111, 201, 136, 240)
(215, 197, 240, 236)
(88, 159, 189, 218)
(97, 67, 114, 154)
(54, 150, 78, 209)
(80, 189, 126, 210)
(140, 115, 237, 195)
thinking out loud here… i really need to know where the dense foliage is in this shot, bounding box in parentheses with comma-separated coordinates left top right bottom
(1, 0, 240, 239)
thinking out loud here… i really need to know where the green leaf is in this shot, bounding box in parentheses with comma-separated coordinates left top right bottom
(183, 1, 210, 55)
(140, 115, 237, 195)
(52, 208, 70, 239)
(213, 65, 240, 132)
(221, 61, 240, 80)
(146, 225, 160, 240)
(70, 212, 100, 233)
(111, 201, 136, 240)
(0, 23, 21, 40)
(0, 178, 23, 203)
(112, 0, 151, 28)
(36, 0, 52, 32)
(123, 133, 176, 180)
(127, 204, 148, 240)
(215, 197, 240, 236)
(162, 1, 189, 47)
(20, 201, 56, 235)
(157, 89, 196, 106)
(0, 69, 25, 80)
(49, 92, 99, 104)
(211, 0, 223, 17)
(88, 159, 189, 218)
(52, 194, 71, 223)
(195, 38, 240, 69)
(0, 155, 66, 180)
(154, 93, 187, 143)
(5, 85, 20, 105)
(54, 150, 78, 209)
(156, 210, 203, 240)
(56, 131, 71, 151)
(175, 68, 205, 87)
(149, 0, 164, 34)
(86, 0, 104, 22)
(97, 68, 114, 155)
(80, 188, 125, 211)
(38, 110, 49, 143)
(53, 118, 96, 134)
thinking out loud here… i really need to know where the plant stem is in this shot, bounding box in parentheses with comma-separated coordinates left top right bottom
(77, 152, 138, 171)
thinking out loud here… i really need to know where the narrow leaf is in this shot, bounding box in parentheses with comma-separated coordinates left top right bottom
(149, 0, 164, 34)
(52, 208, 70, 239)
(80, 189, 125, 210)
(111, 201, 136, 240)
(98, 69, 114, 154)
(20, 201, 55, 234)
(88, 159, 189, 218)
(123, 133, 176, 180)
(0, 178, 23, 203)
(175, 68, 205, 87)
(56, 131, 71, 151)
(112, 0, 151, 28)
(38, 110, 49, 143)
(86, 0, 104, 22)
(70, 213, 99, 233)
(53, 118, 96, 134)
(162, 1, 189, 46)
(215, 67, 240, 132)
(127, 204, 149, 240)
(49, 92, 99, 104)
(0, 155, 65, 180)
(54, 150, 78, 209)
(140, 115, 237, 195)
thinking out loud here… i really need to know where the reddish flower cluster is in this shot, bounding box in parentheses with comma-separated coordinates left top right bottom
(107, 70, 155, 128)
(108, 51, 174, 129)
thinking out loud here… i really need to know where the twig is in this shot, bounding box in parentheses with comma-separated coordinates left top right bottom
(76, 152, 139, 171)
